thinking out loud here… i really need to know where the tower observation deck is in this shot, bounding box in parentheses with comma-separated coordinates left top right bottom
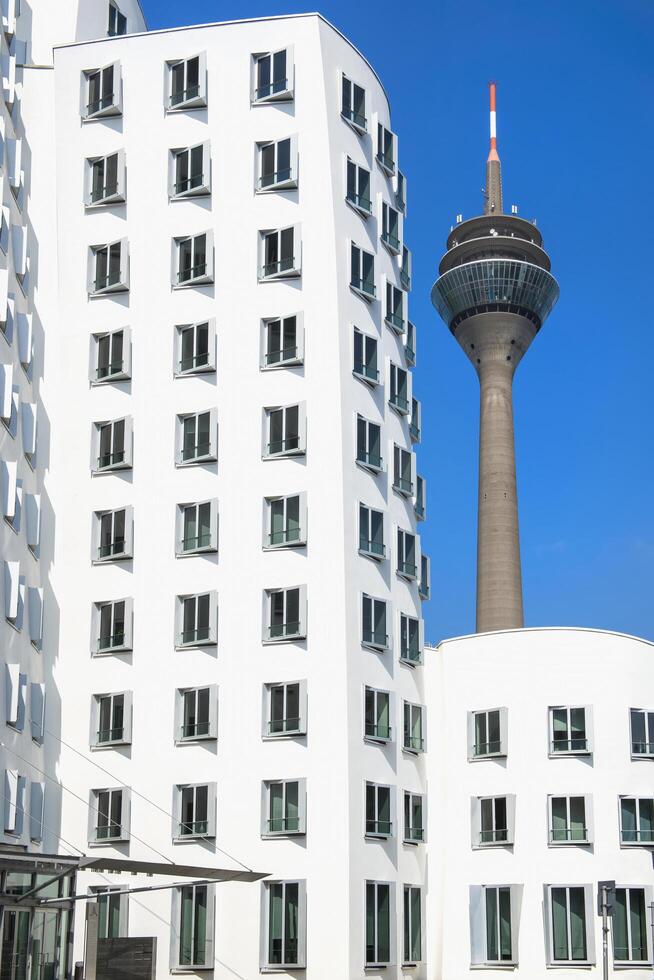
(431, 84, 559, 633)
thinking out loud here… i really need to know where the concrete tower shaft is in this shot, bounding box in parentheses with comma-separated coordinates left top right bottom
(431, 84, 559, 633)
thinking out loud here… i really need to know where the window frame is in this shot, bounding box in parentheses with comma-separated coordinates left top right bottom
(385, 279, 406, 334)
(629, 707, 654, 759)
(399, 613, 422, 666)
(364, 685, 392, 743)
(262, 585, 307, 644)
(258, 225, 301, 280)
(92, 597, 133, 656)
(410, 398, 422, 444)
(388, 361, 411, 416)
(356, 415, 383, 474)
(346, 157, 372, 216)
(400, 244, 412, 291)
(544, 884, 595, 966)
(90, 327, 131, 384)
(166, 53, 207, 112)
(619, 795, 654, 847)
(173, 782, 216, 841)
(353, 327, 379, 385)
(376, 122, 396, 176)
(262, 402, 306, 459)
(467, 707, 508, 760)
(262, 680, 307, 740)
(548, 794, 592, 847)
(361, 593, 388, 652)
(392, 444, 415, 497)
(381, 201, 401, 255)
(174, 319, 216, 377)
(175, 408, 218, 466)
(91, 416, 133, 474)
(405, 320, 417, 366)
(470, 884, 522, 966)
(397, 527, 419, 581)
(175, 685, 218, 744)
(169, 141, 211, 199)
(403, 884, 422, 966)
(108, 3, 127, 36)
(88, 238, 129, 295)
(90, 691, 133, 749)
(548, 704, 592, 757)
(259, 879, 306, 971)
(365, 781, 393, 839)
(263, 492, 307, 550)
(471, 794, 516, 848)
(358, 502, 385, 561)
(261, 778, 306, 838)
(174, 590, 218, 649)
(341, 74, 367, 134)
(403, 792, 425, 844)
(251, 47, 294, 104)
(170, 883, 215, 972)
(85, 150, 126, 207)
(92, 506, 133, 564)
(612, 886, 653, 965)
(403, 700, 425, 754)
(175, 498, 219, 557)
(365, 880, 393, 967)
(82, 62, 122, 120)
(260, 313, 304, 370)
(419, 552, 431, 601)
(172, 230, 214, 288)
(91, 886, 128, 940)
(256, 135, 298, 192)
(88, 786, 130, 845)
(350, 241, 376, 300)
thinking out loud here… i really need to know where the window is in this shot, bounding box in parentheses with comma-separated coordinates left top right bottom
(472, 795, 516, 847)
(400, 614, 421, 663)
(264, 681, 306, 738)
(174, 231, 213, 286)
(393, 445, 414, 496)
(259, 226, 300, 279)
(403, 886, 421, 964)
(83, 63, 121, 119)
(356, 416, 382, 472)
(365, 686, 391, 742)
(264, 586, 306, 642)
(485, 888, 514, 963)
(86, 151, 125, 206)
(549, 705, 591, 755)
(264, 494, 306, 549)
(92, 887, 127, 939)
(167, 54, 206, 110)
(91, 328, 130, 383)
(3, 770, 26, 835)
(108, 3, 127, 36)
(362, 594, 387, 650)
(385, 281, 405, 332)
(257, 136, 297, 191)
(389, 363, 410, 414)
(262, 779, 306, 836)
(176, 409, 217, 465)
(470, 885, 523, 966)
(172, 884, 214, 970)
(630, 707, 654, 757)
(175, 320, 215, 376)
(350, 243, 375, 299)
(93, 507, 132, 563)
(174, 783, 215, 839)
(175, 592, 217, 648)
(21, 402, 36, 467)
(346, 159, 371, 215)
(170, 142, 211, 198)
(620, 796, 654, 845)
(546, 885, 593, 965)
(366, 782, 392, 837)
(263, 403, 305, 458)
(253, 48, 293, 103)
(396, 170, 407, 213)
(261, 881, 306, 970)
(93, 693, 131, 747)
(419, 553, 430, 600)
(549, 795, 590, 845)
(261, 315, 303, 369)
(403, 702, 424, 753)
(30, 682, 45, 742)
(404, 793, 424, 843)
(342, 75, 366, 132)
(377, 123, 396, 174)
(468, 708, 507, 759)
(405, 320, 416, 366)
(613, 887, 651, 963)
(365, 881, 391, 966)
(93, 417, 132, 473)
(94, 599, 132, 654)
(353, 328, 378, 384)
(397, 529, 417, 580)
(88, 239, 129, 294)
(381, 202, 401, 253)
(400, 245, 412, 291)
(28, 587, 44, 650)
(4, 562, 24, 630)
(415, 475, 426, 521)
(89, 787, 128, 843)
(5, 664, 25, 729)
(359, 504, 385, 560)
(410, 398, 422, 443)
(176, 500, 218, 556)
(177, 686, 217, 742)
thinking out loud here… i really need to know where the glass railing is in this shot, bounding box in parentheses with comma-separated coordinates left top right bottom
(342, 107, 367, 130)
(265, 346, 298, 366)
(480, 828, 508, 844)
(551, 738, 588, 753)
(382, 230, 400, 251)
(365, 723, 391, 740)
(390, 394, 409, 413)
(87, 95, 115, 116)
(353, 361, 378, 382)
(255, 78, 289, 100)
(357, 450, 382, 470)
(359, 537, 385, 559)
(385, 311, 405, 331)
(181, 533, 212, 552)
(377, 152, 395, 172)
(415, 502, 425, 520)
(362, 629, 387, 649)
(405, 826, 424, 842)
(260, 167, 292, 189)
(177, 262, 207, 284)
(409, 422, 421, 441)
(474, 740, 502, 756)
(351, 276, 376, 298)
(96, 361, 123, 380)
(393, 477, 413, 494)
(170, 84, 200, 108)
(346, 190, 372, 213)
(550, 826, 588, 843)
(261, 256, 296, 278)
(621, 828, 654, 844)
(267, 621, 301, 640)
(98, 631, 125, 651)
(398, 560, 417, 578)
(632, 741, 654, 755)
(179, 352, 210, 372)
(97, 450, 125, 470)
(179, 627, 211, 645)
(400, 268, 411, 290)
(95, 823, 121, 840)
(179, 820, 208, 836)
(267, 816, 300, 833)
(174, 173, 204, 195)
(94, 271, 122, 292)
(269, 527, 301, 546)
(267, 437, 300, 456)
(366, 819, 392, 836)
(182, 441, 211, 462)
(405, 344, 415, 364)
(404, 735, 424, 751)
(268, 717, 300, 735)
(395, 192, 406, 212)
(419, 580, 430, 600)
(91, 184, 119, 204)
(97, 727, 124, 744)
(401, 646, 421, 664)
(97, 539, 126, 559)
(181, 722, 210, 739)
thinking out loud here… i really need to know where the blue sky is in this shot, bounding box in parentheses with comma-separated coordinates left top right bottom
(142, 0, 654, 644)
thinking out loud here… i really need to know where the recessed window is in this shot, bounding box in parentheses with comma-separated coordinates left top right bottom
(620, 796, 654, 845)
(88, 239, 129, 295)
(410, 399, 422, 444)
(419, 553, 430, 600)
(261, 315, 303, 369)
(356, 415, 382, 472)
(108, 2, 127, 36)
(263, 586, 306, 643)
(176, 409, 217, 465)
(253, 48, 293, 103)
(549, 705, 591, 755)
(263, 403, 305, 458)
(259, 226, 301, 280)
(264, 493, 306, 549)
(359, 504, 385, 560)
(401, 245, 412, 290)
(403, 885, 421, 965)
(377, 123, 396, 175)
(397, 528, 417, 580)
(546, 885, 592, 965)
(175, 591, 217, 648)
(365, 686, 391, 742)
(404, 793, 424, 843)
(177, 686, 217, 742)
(89, 787, 128, 843)
(170, 142, 210, 198)
(86, 151, 125, 206)
(175, 783, 215, 839)
(346, 159, 371, 215)
(93, 507, 132, 563)
(613, 887, 651, 963)
(385, 281, 405, 333)
(350, 243, 375, 299)
(175, 320, 215, 376)
(381, 202, 401, 254)
(400, 614, 421, 665)
(262, 779, 306, 836)
(366, 782, 392, 837)
(92, 887, 127, 939)
(415, 475, 426, 522)
(92, 692, 131, 748)
(549, 795, 590, 845)
(172, 884, 214, 971)
(167, 54, 206, 110)
(264, 681, 306, 738)
(393, 445, 414, 496)
(468, 707, 507, 760)
(92, 417, 132, 473)
(4, 565, 25, 630)
(341, 75, 366, 133)
(91, 328, 130, 383)
(353, 328, 378, 384)
(361, 594, 387, 650)
(477, 886, 517, 964)
(403, 701, 424, 753)
(93, 598, 132, 655)
(176, 499, 218, 556)
(262, 880, 306, 970)
(405, 320, 416, 366)
(473, 795, 515, 847)
(173, 231, 213, 287)
(365, 881, 391, 966)
(389, 362, 410, 415)
(257, 137, 297, 191)
(630, 707, 654, 758)
(396, 169, 407, 213)
(83, 63, 121, 120)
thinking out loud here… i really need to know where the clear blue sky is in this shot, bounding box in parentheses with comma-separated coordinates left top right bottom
(142, 0, 654, 644)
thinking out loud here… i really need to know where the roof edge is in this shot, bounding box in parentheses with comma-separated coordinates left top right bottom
(426, 625, 654, 651)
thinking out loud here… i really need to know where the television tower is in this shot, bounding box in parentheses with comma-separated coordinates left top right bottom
(431, 83, 559, 633)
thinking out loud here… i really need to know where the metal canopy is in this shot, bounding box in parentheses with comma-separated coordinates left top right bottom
(78, 856, 266, 882)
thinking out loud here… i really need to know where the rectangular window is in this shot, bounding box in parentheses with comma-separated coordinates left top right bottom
(253, 48, 293, 103)
(258, 137, 297, 190)
(404, 793, 424, 843)
(366, 782, 392, 837)
(389, 363, 410, 414)
(262, 315, 302, 369)
(350, 243, 375, 299)
(342, 75, 366, 132)
(176, 592, 216, 648)
(263, 779, 305, 836)
(93, 887, 126, 939)
(486, 887, 513, 962)
(366, 881, 391, 965)
(630, 707, 654, 757)
(174, 232, 213, 286)
(549, 886, 590, 963)
(91, 787, 127, 843)
(168, 54, 206, 110)
(381, 202, 400, 253)
(401, 245, 412, 290)
(174, 884, 213, 969)
(410, 398, 422, 443)
(84, 63, 121, 119)
(396, 170, 407, 213)
(362, 594, 387, 650)
(265, 586, 305, 642)
(95, 693, 127, 746)
(259, 226, 300, 279)
(385, 281, 405, 332)
(356, 416, 382, 472)
(359, 504, 385, 560)
(263, 880, 305, 969)
(470, 708, 507, 758)
(403, 702, 424, 753)
(94, 417, 129, 472)
(405, 320, 416, 366)
(177, 410, 216, 465)
(400, 615, 421, 665)
(177, 500, 217, 556)
(613, 887, 650, 963)
(620, 796, 654, 845)
(176, 783, 214, 839)
(108, 3, 127, 36)
(403, 886, 421, 964)
(415, 475, 426, 522)
(176, 320, 214, 376)
(87, 151, 124, 206)
(178, 687, 215, 741)
(393, 445, 413, 495)
(92, 328, 129, 383)
(94, 507, 131, 562)
(377, 123, 396, 174)
(550, 796, 589, 844)
(353, 328, 378, 383)
(346, 159, 371, 214)
(480, 797, 509, 845)
(365, 686, 391, 741)
(419, 553, 430, 600)
(397, 528, 417, 579)
(265, 681, 305, 737)
(89, 239, 128, 294)
(171, 142, 210, 198)
(95, 599, 130, 654)
(264, 403, 304, 457)
(549, 705, 590, 755)
(265, 494, 305, 549)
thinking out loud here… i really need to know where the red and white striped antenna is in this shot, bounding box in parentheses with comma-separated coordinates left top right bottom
(484, 81, 503, 214)
(488, 81, 500, 162)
